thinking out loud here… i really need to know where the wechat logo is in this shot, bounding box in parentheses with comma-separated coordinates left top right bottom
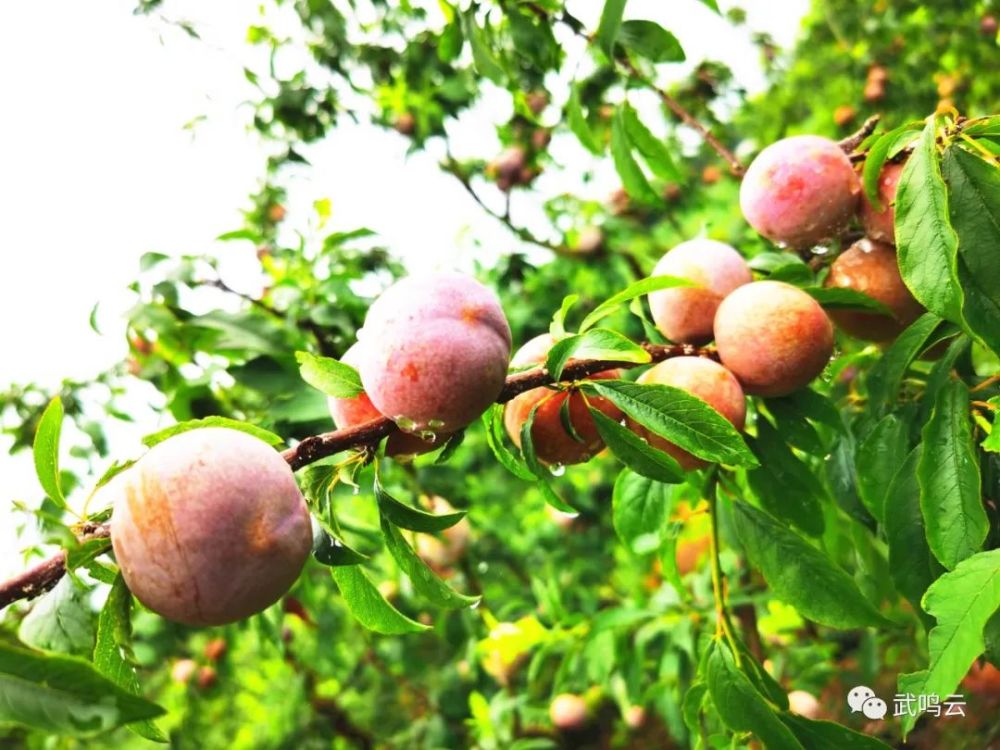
(847, 686, 887, 720)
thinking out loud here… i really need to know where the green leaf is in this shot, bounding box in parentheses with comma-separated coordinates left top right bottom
(898, 549, 1000, 737)
(862, 123, 921, 206)
(482, 405, 535, 482)
(545, 328, 650, 380)
(918, 380, 987, 569)
(295, 351, 364, 398)
(593, 410, 684, 484)
(33, 397, 67, 509)
(804, 287, 892, 316)
(610, 108, 659, 205)
(596, 0, 628, 59)
(579, 275, 693, 332)
(612, 470, 675, 553)
(896, 119, 965, 324)
(586, 380, 757, 468)
(330, 566, 430, 635)
(463, 11, 505, 85)
(733, 502, 891, 629)
(856, 413, 910, 524)
(780, 713, 894, 749)
(618, 20, 684, 63)
(18, 577, 94, 656)
(695, 0, 720, 12)
(620, 103, 682, 181)
(141, 417, 283, 448)
(942, 146, 1000, 356)
(518, 402, 578, 513)
(93, 576, 167, 742)
(962, 116, 1000, 137)
(313, 530, 369, 566)
(866, 313, 944, 416)
(566, 85, 602, 155)
(884, 446, 942, 628)
(380, 519, 479, 609)
(374, 475, 467, 533)
(706, 644, 805, 750)
(745, 419, 825, 537)
(549, 294, 579, 339)
(0, 641, 164, 735)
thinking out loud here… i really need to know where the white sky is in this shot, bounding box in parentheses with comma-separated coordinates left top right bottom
(0, 0, 808, 577)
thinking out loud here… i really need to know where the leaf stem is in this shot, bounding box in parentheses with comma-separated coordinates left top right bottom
(707, 471, 741, 666)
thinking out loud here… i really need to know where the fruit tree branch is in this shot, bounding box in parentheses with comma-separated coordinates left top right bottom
(0, 341, 714, 611)
(838, 114, 880, 155)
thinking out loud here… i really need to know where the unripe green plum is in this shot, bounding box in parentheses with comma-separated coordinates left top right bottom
(647, 239, 752, 343)
(358, 272, 512, 436)
(328, 343, 437, 457)
(740, 135, 861, 249)
(714, 281, 834, 397)
(550, 693, 589, 730)
(628, 357, 746, 470)
(503, 334, 622, 465)
(858, 161, 904, 244)
(107, 428, 312, 626)
(824, 238, 923, 342)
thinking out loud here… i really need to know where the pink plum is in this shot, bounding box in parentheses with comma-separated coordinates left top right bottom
(740, 135, 861, 249)
(714, 280, 834, 397)
(858, 161, 904, 244)
(358, 272, 512, 436)
(647, 239, 752, 343)
(108, 427, 312, 626)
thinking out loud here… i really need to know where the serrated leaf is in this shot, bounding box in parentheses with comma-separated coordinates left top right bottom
(141, 417, 283, 448)
(942, 146, 1000, 356)
(866, 313, 944, 416)
(745, 419, 825, 537)
(296, 351, 364, 398)
(780, 713, 893, 749)
(884, 446, 941, 629)
(93, 576, 167, 742)
(374, 475, 466, 533)
(621, 103, 681, 181)
(918, 380, 987, 569)
(34, 397, 67, 509)
(733, 502, 892, 629)
(618, 20, 684, 63)
(594, 411, 684, 483)
(545, 329, 649, 381)
(0, 641, 164, 735)
(586, 380, 756, 468)
(706, 643, 805, 750)
(611, 108, 659, 205)
(596, 0, 627, 59)
(330, 566, 430, 635)
(380, 519, 479, 608)
(856, 413, 910, 524)
(898, 549, 1000, 737)
(962, 116, 1000, 137)
(18, 577, 94, 656)
(612, 470, 675, 552)
(567, 85, 602, 155)
(896, 119, 965, 324)
(805, 287, 892, 316)
(579, 275, 693, 332)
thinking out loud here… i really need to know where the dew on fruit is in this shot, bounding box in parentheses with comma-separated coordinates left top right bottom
(549, 463, 566, 477)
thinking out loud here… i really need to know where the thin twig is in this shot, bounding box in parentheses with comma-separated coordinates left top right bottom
(0, 342, 715, 611)
(837, 114, 880, 154)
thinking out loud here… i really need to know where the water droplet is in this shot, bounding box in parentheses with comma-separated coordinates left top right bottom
(395, 415, 418, 432)
(477, 562, 489, 574)
(549, 464, 566, 477)
(428, 419, 445, 430)
(775, 240, 789, 250)
(470, 599, 481, 609)
(419, 430, 438, 443)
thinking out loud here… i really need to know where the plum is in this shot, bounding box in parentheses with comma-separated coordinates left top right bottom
(714, 280, 834, 397)
(328, 343, 437, 457)
(740, 135, 861, 249)
(550, 693, 589, 730)
(858, 161, 904, 244)
(647, 238, 752, 344)
(824, 238, 923, 341)
(107, 427, 312, 626)
(628, 357, 746, 470)
(358, 272, 512, 436)
(503, 334, 622, 465)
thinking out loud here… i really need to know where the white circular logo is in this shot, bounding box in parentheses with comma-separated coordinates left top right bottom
(847, 685, 876, 713)
(861, 696, 888, 720)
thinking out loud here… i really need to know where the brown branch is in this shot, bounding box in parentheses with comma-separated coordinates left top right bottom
(838, 114, 880, 154)
(0, 342, 714, 611)
(620, 58, 745, 177)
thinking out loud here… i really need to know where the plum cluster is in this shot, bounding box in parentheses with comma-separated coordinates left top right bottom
(104, 131, 917, 628)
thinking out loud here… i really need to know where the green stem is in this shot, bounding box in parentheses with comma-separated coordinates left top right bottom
(706, 471, 741, 666)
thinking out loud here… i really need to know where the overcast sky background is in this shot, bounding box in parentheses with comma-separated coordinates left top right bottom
(0, 0, 808, 577)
